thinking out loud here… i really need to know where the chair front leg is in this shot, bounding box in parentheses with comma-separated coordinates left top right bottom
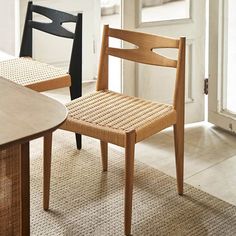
(43, 132, 53, 210)
(173, 121, 184, 195)
(100, 141, 108, 171)
(124, 130, 136, 236)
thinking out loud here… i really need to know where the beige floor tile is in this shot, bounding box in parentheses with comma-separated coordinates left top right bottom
(165, 122, 236, 150)
(186, 155, 236, 205)
(134, 127, 236, 179)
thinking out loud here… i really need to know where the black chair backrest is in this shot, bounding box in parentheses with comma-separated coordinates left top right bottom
(20, 1, 82, 100)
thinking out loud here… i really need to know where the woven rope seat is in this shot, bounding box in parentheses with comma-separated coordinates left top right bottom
(0, 57, 71, 91)
(61, 90, 176, 147)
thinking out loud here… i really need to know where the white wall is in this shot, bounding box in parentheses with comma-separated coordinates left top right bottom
(0, 0, 18, 55)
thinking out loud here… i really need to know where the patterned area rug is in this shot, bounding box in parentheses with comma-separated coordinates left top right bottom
(30, 130, 236, 235)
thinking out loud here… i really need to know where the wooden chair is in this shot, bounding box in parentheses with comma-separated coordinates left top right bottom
(0, 1, 83, 148)
(45, 25, 186, 235)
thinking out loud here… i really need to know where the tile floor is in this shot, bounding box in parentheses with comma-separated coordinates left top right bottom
(44, 83, 236, 207)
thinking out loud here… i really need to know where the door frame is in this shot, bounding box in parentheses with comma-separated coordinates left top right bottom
(208, 0, 236, 132)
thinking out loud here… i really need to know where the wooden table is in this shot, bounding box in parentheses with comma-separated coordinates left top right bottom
(0, 76, 67, 235)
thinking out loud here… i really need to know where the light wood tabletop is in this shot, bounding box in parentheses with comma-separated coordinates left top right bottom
(0, 76, 67, 149)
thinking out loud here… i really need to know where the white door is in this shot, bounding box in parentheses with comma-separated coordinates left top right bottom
(122, 0, 206, 123)
(209, 0, 236, 133)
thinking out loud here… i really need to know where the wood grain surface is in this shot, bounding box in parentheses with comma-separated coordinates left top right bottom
(0, 76, 67, 149)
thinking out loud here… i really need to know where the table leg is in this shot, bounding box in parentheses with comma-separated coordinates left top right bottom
(0, 145, 21, 235)
(20, 142, 30, 236)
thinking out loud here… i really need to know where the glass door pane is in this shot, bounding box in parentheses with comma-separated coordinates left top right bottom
(141, 0, 190, 23)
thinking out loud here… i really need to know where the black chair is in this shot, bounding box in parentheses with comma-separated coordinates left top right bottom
(21, 1, 83, 149)
(0, 1, 83, 149)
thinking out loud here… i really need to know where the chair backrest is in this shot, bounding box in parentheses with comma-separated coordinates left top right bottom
(20, 1, 83, 100)
(96, 25, 185, 112)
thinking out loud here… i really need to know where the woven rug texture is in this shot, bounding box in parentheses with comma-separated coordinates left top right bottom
(30, 130, 236, 236)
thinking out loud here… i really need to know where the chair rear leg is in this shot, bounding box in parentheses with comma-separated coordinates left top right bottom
(100, 141, 108, 171)
(70, 78, 82, 150)
(124, 131, 135, 236)
(75, 133, 81, 150)
(43, 132, 52, 210)
(173, 122, 184, 195)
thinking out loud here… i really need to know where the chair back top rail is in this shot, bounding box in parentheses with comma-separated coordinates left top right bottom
(108, 28, 179, 49)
